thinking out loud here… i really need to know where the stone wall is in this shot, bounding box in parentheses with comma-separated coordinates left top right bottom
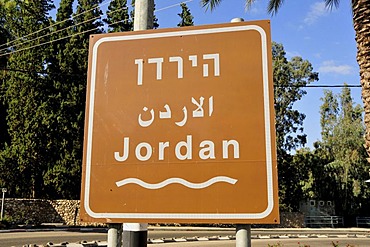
(2, 198, 304, 227)
(279, 212, 305, 228)
(2, 198, 105, 226)
(3, 198, 80, 225)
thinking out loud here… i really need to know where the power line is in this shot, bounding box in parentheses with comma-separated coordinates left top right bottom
(0, 68, 362, 89)
(0, 6, 128, 55)
(0, 0, 192, 54)
(155, 0, 193, 12)
(0, 0, 192, 58)
(0, 0, 112, 50)
(274, 84, 361, 88)
(0, 18, 134, 58)
(0, 25, 103, 57)
(305, 85, 361, 88)
(0, 67, 86, 78)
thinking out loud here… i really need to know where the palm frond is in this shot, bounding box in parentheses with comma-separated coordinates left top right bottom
(201, 0, 222, 11)
(325, 0, 340, 10)
(245, 0, 257, 10)
(267, 0, 285, 15)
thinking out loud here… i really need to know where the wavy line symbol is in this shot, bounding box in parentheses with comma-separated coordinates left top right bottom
(115, 176, 237, 189)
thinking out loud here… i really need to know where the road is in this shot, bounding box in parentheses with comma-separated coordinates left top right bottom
(152, 238, 370, 247)
(0, 228, 369, 247)
(0, 230, 105, 247)
(0, 229, 235, 247)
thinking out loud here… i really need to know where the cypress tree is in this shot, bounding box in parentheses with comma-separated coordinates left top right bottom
(39, 0, 105, 199)
(42, 0, 85, 199)
(104, 0, 132, 32)
(0, 0, 55, 198)
(0, 2, 10, 152)
(177, 3, 194, 27)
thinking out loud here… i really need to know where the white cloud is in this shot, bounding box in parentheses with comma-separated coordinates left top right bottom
(286, 51, 301, 59)
(249, 7, 260, 15)
(304, 2, 328, 25)
(319, 60, 354, 75)
(314, 53, 322, 59)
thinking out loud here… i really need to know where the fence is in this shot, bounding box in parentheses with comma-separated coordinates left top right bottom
(356, 217, 370, 227)
(304, 216, 344, 228)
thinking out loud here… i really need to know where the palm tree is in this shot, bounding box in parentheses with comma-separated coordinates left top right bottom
(202, 0, 370, 158)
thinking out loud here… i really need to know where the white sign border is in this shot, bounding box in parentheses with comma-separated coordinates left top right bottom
(84, 23, 275, 220)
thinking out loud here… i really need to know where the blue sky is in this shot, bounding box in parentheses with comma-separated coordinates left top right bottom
(54, 0, 361, 149)
(153, 0, 361, 149)
(154, 0, 361, 149)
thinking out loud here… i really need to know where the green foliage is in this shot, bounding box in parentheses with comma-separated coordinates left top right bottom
(319, 86, 369, 215)
(272, 42, 318, 210)
(0, 0, 56, 198)
(0, 0, 163, 200)
(273, 42, 319, 153)
(0, 215, 14, 229)
(103, 0, 132, 32)
(177, 3, 194, 27)
(0, 2, 10, 151)
(299, 86, 370, 216)
(200, 0, 370, 220)
(0, 0, 105, 199)
(201, 0, 222, 11)
(2, 1, 366, 220)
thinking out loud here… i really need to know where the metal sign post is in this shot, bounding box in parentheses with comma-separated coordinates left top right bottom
(108, 223, 123, 247)
(1, 188, 7, 221)
(236, 224, 252, 247)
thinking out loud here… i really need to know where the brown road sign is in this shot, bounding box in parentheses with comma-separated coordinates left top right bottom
(80, 20, 279, 224)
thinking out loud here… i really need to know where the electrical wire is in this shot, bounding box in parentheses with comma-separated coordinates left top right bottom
(155, 0, 193, 12)
(306, 85, 361, 88)
(0, 0, 112, 50)
(0, 67, 86, 78)
(0, 5, 128, 55)
(0, 0, 191, 58)
(0, 26, 100, 57)
(0, 66, 362, 89)
(275, 85, 361, 88)
(0, 15, 143, 58)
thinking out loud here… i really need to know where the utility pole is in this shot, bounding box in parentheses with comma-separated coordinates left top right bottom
(121, 1, 154, 247)
(134, 0, 154, 30)
(231, 15, 253, 247)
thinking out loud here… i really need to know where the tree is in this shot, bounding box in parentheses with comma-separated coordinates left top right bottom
(294, 86, 370, 217)
(273, 43, 319, 153)
(272, 42, 318, 210)
(0, 1, 9, 66)
(201, 0, 370, 166)
(177, 2, 194, 27)
(42, 0, 86, 199)
(0, 0, 105, 199)
(0, 1, 10, 151)
(0, 0, 55, 198)
(41, 0, 105, 199)
(103, 0, 132, 32)
(72, 0, 104, 71)
(315, 86, 369, 216)
(291, 87, 370, 217)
